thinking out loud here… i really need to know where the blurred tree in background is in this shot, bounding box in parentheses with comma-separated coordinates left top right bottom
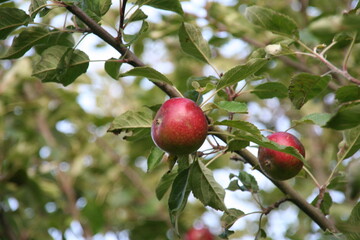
(0, 0, 360, 239)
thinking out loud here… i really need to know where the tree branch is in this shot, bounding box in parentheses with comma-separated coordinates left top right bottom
(63, 3, 338, 234)
(63, 3, 182, 98)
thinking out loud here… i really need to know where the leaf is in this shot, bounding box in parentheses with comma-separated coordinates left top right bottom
(325, 102, 360, 130)
(227, 139, 249, 151)
(0, 8, 29, 40)
(327, 173, 346, 191)
(215, 101, 248, 113)
(245, 6, 299, 38)
(108, 107, 153, 139)
(289, 73, 331, 109)
(125, 9, 148, 24)
(147, 146, 165, 172)
(85, 0, 112, 17)
(335, 85, 360, 103)
(179, 23, 211, 64)
(221, 208, 244, 229)
(227, 180, 241, 191)
(237, 171, 259, 193)
(156, 171, 177, 200)
(168, 167, 192, 231)
(105, 58, 122, 79)
(216, 58, 268, 90)
(1, 27, 74, 59)
(345, 202, 360, 240)
(293, 113, 332, 127)
(251, 82, 288, 99)
(338, 126, 360, 160)
(214, 120, 306, 164)
(137, 0, 183, 16)
(190, 160, 227, 211)
(168, 168, 191, 212)
(311, 192, 333, 215)
(119, 66, 173, 85)
(346, 159, 360, 200)
(32, 46, 89, 86)
(29, 0, 47, 19)
(123, 21, 149, 45)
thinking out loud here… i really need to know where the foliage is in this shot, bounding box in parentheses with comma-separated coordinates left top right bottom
(1, 0, 360, 240)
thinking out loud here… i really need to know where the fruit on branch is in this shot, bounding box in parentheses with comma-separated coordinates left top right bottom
(258, 132, 305, 181)
(151, 97, 208, 155)
(185, 227, 214, 240)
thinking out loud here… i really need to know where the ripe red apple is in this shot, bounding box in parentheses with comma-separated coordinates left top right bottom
(185, 227, 214, 240)
(151, 97, 208, 155)
(258, 132, 305, 181)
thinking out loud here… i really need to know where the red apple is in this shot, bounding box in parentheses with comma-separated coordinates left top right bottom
(185, 227, 214, 240)
(258, 132, 305, 181)
(151, 98, 208, 155)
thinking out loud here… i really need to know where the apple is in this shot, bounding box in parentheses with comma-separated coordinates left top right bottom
(258, 132, 305, 181)
(151, 97, 208, 155)
(185, 227, 214, 240)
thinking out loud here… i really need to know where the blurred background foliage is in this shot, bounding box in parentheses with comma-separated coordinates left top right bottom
(0, 0, 359, 239)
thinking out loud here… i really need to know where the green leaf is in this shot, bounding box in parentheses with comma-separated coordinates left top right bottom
(311, 192, 333, 215)
(245, 6, 299, 38)
(293, 113, 332, 127)
(227, 180, 241, 191)
(168, 166, 192, 231)
(215, 101, 248, 113)
(221, 208, 244, 229)
(335, 85, 360, 103)
(123, 21, 149, 45)
(156, 171, 177, 200)
(119, 66, 173, 85)
(327, 173, 346, 191)
(190, 160, 227, 211)
(215, 120, 262, 137)
(289, 73, 331, 109)
(168, 168, 191, 212)
(29, 0, 47, 19)
(346, 159, 360, 200)
(32, 46, 89, 86)
(227, 139, 249, 151)
(147, 146, 165, 172)
(0, 8, 29, 40)
(251, 82, 288, 99)
(82, 198, 105, 233)
(1, 27, 74, 59)
(179, 23, 211, 64)
(237, 171, 259, 193)
(137, 0, 183, 16)
(87, 0, 112, 17)
(108, 107, 153, 140)
(345, 202, 360, 240)
(338, 126, 360, 160)
(325, 102, 360, 130)
(215, 120, 306, 164)
(125, 9, 148, 24)
(105, 58, 122, 79)
(217, 58, 268, 90)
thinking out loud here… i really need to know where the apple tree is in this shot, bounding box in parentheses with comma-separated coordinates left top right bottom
(1, 0, 360, 239)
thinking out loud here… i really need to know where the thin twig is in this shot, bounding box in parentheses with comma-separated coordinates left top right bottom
(263, 197, 291, 215)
